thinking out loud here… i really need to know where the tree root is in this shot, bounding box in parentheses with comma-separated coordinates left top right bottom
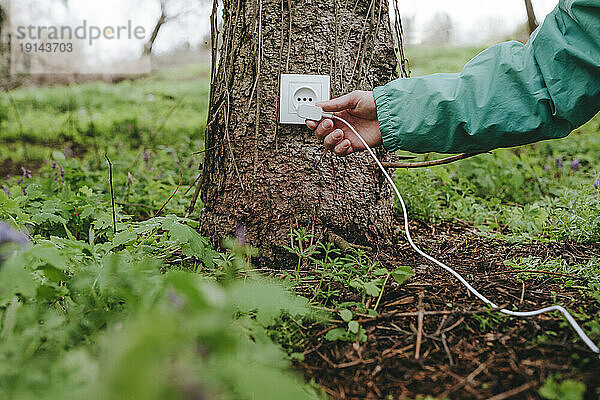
(328, 232, 372, 253)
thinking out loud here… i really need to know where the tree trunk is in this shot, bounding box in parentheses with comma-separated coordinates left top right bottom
(199, 0, 403, 263)
(0, 6, 6, 72)
(524, 0, 538, 35)
(0, 6, 10, 87)
(143, 8, 167, 56)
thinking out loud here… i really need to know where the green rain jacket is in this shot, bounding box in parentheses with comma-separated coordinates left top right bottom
(374, 0, 600, 154)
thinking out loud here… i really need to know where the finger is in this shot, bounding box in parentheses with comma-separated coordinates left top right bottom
(306, 120, 318, 130)
(334, 139, 352, 156)
(323, 129, 344, 150)
(315, 118, 335, 139)
(316, 91, 358, 112)
(344, 145, 354, 156)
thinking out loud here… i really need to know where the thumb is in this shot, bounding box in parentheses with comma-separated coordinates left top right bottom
(316, 92, 358, 112)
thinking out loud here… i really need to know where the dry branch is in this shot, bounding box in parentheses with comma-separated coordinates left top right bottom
(381, 153, 483, 169)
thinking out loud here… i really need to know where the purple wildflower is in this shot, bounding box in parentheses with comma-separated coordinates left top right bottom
(0, 223, 29, 245)
(570, 158, 581, 172)
(235, 222, 247, 245)
(21, 167, 32, 179)
(555, 157, 563, 168)
(1, 186, 10, 196)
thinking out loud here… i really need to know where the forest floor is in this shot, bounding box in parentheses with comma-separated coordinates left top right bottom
(292, 219, 600, 399)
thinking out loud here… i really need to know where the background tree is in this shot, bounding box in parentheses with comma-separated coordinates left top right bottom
(0, 3, 10, 87)
(143, 0, 200, 56)
(400, 15, 416, 45)
(524, 0, 539, 35)
(423, 12, 454, 45)
(192, 0, 408, 262)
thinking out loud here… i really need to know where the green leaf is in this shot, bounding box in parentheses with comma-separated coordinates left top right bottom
(349, 279, 363, 291)
(391, 266, 415, 285)
(363, 281, 380, 297)
(31, 212, 67, 226)
(348, 320, 359, 334)
(539, 377, 585, 400)
(373, 268, 389, 276)
(166, 270, 212, 309)
(33, 242, 67, 269)
(228, 278, 309, 326)
(52, 150, 66, 160)
(162, 215, 194, 241)
(339, 309, 353, 322)
(0, 297, 21, 339)
(0, 254, 38, 305)
(37, 265, 68, 283)
(112, 231, 138, 248)
(162, 214, 208, 258)
(325, 327, 348, 342)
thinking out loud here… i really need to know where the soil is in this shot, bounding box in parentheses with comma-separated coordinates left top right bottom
(294, 218, 600, 400)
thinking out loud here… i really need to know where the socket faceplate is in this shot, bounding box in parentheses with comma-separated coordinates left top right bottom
(279, 74, 330, 124)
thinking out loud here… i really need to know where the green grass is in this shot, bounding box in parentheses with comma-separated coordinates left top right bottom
(0, 63, 210, 172)
(405, 45, 484, 76)
(393, 113, 600, 243)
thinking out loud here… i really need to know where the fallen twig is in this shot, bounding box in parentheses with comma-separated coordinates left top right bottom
(150, 96, 186, 139)
(441, 333, 454, 366)
(489, 269, 587, 280)
(316, 350, 375, 369)
(415, 291, 425, 359)
(73, 206, 79, 240)
(440, 358, 491, 398)
(104, 154, 117, 235)
(184, 174, 201, 195)
(373, 272, 391, 312)
(486, 381, 536, 400)
(381, 153, 482, 169)
(155, 170, 183, 217)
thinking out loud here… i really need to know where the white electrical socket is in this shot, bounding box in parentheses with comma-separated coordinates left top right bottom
(279, 74, 330, 124)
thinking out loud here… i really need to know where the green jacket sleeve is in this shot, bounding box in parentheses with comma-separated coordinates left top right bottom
(374, 0, 600, 154)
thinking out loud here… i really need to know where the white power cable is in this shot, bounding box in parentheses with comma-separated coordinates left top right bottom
(297, 104, 600, 354)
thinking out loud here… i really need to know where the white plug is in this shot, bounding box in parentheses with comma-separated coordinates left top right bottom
(296, 104, 325, 121)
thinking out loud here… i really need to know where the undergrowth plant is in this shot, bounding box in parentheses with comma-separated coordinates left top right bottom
(393, 115, 600, 243)
(0, 156, 323, 400)
(505, 256, 600, 349)
(282, 230, 415, 343)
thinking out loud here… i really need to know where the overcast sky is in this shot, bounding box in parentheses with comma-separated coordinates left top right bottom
(397, 0, 557, 44)
(9, 0, 559, 65)
(154, 0, 559, 50)
(156, 0, 558, 49)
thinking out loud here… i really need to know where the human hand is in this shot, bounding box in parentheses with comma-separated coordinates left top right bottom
(306, 90, 382, 156)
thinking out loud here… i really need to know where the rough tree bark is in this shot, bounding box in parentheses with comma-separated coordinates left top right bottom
(197, 0, 407, 262)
